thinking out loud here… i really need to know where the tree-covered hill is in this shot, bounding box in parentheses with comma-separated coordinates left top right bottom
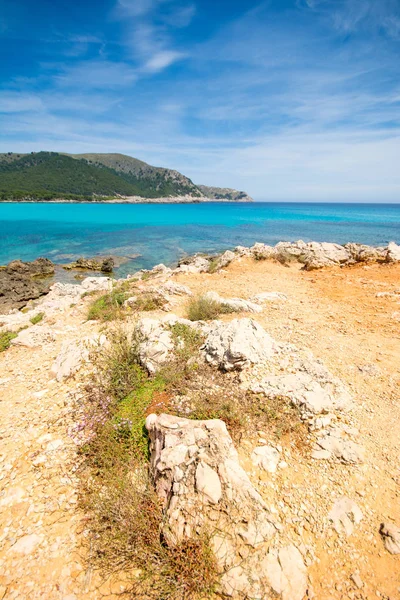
(0, 152, 201, 200)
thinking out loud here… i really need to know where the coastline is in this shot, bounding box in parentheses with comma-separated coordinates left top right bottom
(0, 195, 254, 204)
(0, 241, 399, 598)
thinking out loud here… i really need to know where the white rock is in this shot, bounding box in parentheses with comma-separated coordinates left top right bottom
(250, 292, 288, 303)
(80, 276, 112, 292)
(11, 325, 56, 348)
(386, 241, 400, 263)
(263, 545, 308, 600)
(51, 335, 106, 381)
(204, 291, 262, 314)
(328, 497, 363, 536)
(195, 462, 222, 504)
(380, 522, 400, 554)
(136, 318, 174, 374)
(316, 428, 364, 463)
(11, 534, 43, 554)
(252, 446, 280, 473)
(203, 318, 276, 371)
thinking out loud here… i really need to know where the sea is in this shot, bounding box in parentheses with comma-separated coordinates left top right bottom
(0, 202, 399, 278)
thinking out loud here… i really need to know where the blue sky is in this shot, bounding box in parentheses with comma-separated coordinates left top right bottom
(1, 0, 400, 201)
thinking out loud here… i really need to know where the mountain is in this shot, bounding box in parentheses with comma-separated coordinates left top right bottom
(197, 185, 253, 202)
(0, 151, 253, 202)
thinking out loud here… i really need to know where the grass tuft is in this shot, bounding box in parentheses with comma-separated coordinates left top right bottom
(30, 312, 44, 325)
(0, 330, 17, 352)
(87, 289, 128, 321)
(186, 295, 235, 321)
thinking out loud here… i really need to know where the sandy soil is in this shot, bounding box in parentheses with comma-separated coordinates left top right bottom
(0, 257, 399, 599)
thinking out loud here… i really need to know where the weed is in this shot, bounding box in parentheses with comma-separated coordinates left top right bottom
(87, 289, 128, 321)
(207, 257, 220, 274)
(0, 330, 17, 352)
(30, 312, 44, 325)
(186, 295, 235, 321)
(131, 292, 165, 312)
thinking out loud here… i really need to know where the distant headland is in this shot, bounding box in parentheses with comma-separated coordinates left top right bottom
(0, 151, 253, 203)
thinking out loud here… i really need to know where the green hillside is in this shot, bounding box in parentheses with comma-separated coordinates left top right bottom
(0, 151, 201, 200)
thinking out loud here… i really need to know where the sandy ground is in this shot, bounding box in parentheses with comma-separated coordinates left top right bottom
(0, 257, 399, 599)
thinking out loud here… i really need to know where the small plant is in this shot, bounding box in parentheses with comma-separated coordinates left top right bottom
(132, 292, 165, 312)
(87, 288, 128, 321)
(186, 295, 235, 321)
(30, 312, 44, 325)
(207, 257, 220, 274)
(0, 330, 17, 352)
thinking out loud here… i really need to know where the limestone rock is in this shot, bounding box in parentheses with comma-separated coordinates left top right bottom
(146, 413, 279, 598)
(380, 522, 400, 554)
(177, 255, 210, 274)
(345, 243, 386, 263)
(203, 318, 276, 371)
(252, 445, 280, 473)
(386, 241, 400, 263)
(250, 243, 276, 260)
(212, 250, 236, 270)
(51, 335, 106, 381)
(316, 428, 364, 463)
(136, 318, 174, 374)
(156, 281, 193, 297)
(0, 258, 54, 312)
(11, 325, 56, 348)
(328, 497, 363, 536)
(250, 292, 288, 303)
(203, 291, 262, 314)
(80, 276, 112, 293)
(263, 545, 308, 600)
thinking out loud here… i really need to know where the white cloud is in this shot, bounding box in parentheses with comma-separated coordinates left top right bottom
(54, 60, 137, 88)
(0, 92, 44, 113)
(143, 50, 184, 72)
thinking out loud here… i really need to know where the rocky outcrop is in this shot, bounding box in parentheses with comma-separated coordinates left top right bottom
(328, 497, 363, 537)
(0, 258, 54, 312)
(202, 318, 276, 371)
(62, 257, 114, 273)
(135, 318, 175, 374)
(11, 325, 56, 348)
(386, 241, 400, 263)
(145, 413, 305, 599)
(203, 291, 262, 314)
(176, 255, 211, 274)
(51, 335, 106, 381)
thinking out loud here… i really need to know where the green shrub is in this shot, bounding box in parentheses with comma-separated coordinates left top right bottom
(131, 292, 165, 312)
(87, 289, 127, 321)
(0, 330, 17, 352)
(30, 312, 44, 325)
(186, 295, 235, 321)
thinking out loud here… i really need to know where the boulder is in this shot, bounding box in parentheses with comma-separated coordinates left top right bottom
(380, 522, 400, 555)
(263, 545, 308, 600)
(156, 281, 193, 296)
(146, 413, 282, 598)
(202, 318, 276, 371)
(177, 255, 210, 274)
(0, 258, 54, 312)
(345, 243, 386, 263)
(250, 243, 275, 260)
(211, 250, 236, 270)
(80, 277, 112, 293)
(386, 241, 400, 263)
(62, 256, 114, 272)
(315, 428, 365, 463)
(203, 291, 262, 314)
(251, 445, 280, 473)
(328, 497, 363, 536)
(135, 318, 174, 374)
(11, 325, 56, 348)
(250, 360, 352, 416)
(51, 335, 106, 381)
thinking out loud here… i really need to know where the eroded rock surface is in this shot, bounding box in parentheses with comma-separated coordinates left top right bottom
(204, 290, 262, 314)
(380, 522, 400, 555)
(203, 318, 276, 371)
(145, 413, 307, 599)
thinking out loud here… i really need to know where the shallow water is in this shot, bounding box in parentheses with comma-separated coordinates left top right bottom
(0, 202, 399, 277)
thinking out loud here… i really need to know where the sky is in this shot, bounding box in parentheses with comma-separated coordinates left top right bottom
(0, 0, 400, 201)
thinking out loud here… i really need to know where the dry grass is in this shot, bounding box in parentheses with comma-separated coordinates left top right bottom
(79, 326, 219, 599)
(186, 295, 235, 321)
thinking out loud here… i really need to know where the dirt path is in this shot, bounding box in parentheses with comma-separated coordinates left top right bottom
(0, 258, 399, 599)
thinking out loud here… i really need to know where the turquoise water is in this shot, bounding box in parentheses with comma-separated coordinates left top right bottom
(0, 202, 399, 277)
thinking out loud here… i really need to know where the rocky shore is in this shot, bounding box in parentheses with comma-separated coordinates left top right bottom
(0, 240, 399, 599)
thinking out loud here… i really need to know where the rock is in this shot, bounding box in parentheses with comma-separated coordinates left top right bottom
(11, 533, 43, 554)
(156, 281, 193, 297)
(11, 325, 56, 348)
(203, 291, 262, 314)
(345, 243, 386, 263)
(211, 250, 236, 270)
(386, 241, 400, 263)
(80, 276, 112, 293)
(316, 428, 364, 463)
(380, 522, 400, 554)
(273, 241, 351, 270)
(328, 497, 363, 536)
(250, 292, 288, 303)
(0, 258, 54, 312)
(351, 573, 363, 589)
(250, 243, 275, 260)
(252, 445, 280, 473)
(63, 257, 114, 272)
(203, 318, 276, 371)
(146, 413, 279, 598)
(136, 318, 174, 374)
(251, 365, 352, 417)
(177, 255, 210, 273)
(51, 335, 106, 381)
(263, 545, 308, 600)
